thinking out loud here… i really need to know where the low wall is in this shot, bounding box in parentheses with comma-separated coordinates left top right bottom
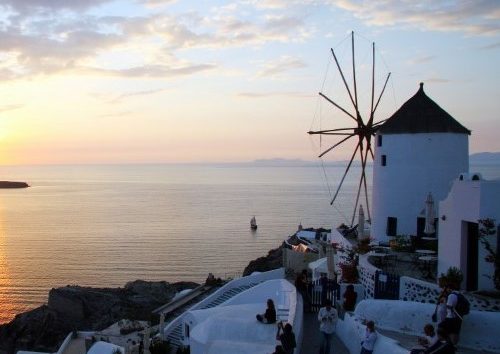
(358, 255, 377, 299)
(354, 299, 500, 353)
(336, 314, 407, 354)
(400, 276, 500, 311)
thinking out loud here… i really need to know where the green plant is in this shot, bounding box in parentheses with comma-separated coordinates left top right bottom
(337, 247, 359, 283)
(439, 267, 463, 289)
(479, 218, 500, 290)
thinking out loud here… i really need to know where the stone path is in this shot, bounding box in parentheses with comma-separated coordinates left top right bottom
(300, 312, 349, 354)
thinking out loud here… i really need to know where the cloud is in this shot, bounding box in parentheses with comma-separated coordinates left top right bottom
(0, 104, 23, 113)
(91, 88, 170, 103)
(480, 41, 500, 50)
(407, 55, 436, 65)
(257, 56, 307, 77)
(425, 77, 450, 83)
(0, 0, 112, 13)
(329, 0, 500, 36)
(238, 91, 312, 98)
(0, 2, 310, 81)
(98, 110, 134, 118)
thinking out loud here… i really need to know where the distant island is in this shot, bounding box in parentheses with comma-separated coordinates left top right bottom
(0, 181, 29, 188)
(469, 152, 500, 164)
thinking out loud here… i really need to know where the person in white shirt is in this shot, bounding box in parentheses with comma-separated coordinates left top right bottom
(440, 287, 462, 345)
(318, 299, 337, 354)
(360, 321, 377, 354)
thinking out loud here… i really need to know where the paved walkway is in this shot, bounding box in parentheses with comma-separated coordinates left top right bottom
(300, 312, 349, 354)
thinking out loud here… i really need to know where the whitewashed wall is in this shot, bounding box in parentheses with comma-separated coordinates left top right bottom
(355, 299, 500, 353)
(438, 177, 500, 291)
(372, 132, 468, 242)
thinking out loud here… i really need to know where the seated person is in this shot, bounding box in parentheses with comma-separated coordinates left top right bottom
(343, 284, 357, 311)
(256, 298, 276, 324)
(410, 324, 438, 354)
(423, 327, 456, 354)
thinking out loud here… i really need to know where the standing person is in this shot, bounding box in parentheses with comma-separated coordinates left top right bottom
(318, 299, 338, 354)
(440, 286, 465, 345)
(320, 273, 328, 306)
(256, 299, 277, 324)
(343, 284, 358, 312)
(276, 322, 296, 354)
(360, 321, 377, 354)
(295, 270, 311, 312)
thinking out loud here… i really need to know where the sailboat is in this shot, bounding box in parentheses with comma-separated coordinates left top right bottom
(250, 216, 258, 230)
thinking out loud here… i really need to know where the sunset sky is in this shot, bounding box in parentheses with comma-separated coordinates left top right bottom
(0, 0, 498, 164)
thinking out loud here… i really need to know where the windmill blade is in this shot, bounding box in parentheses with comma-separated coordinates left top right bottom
(318, 133, 355, 158)
(329, 142, 360, 205)
(350, 145, 367, 226)
(316, 132, 355, 136)
(319, 92, 357, 122)
(373, 72, 391, 114)
(351, 31, 359, 113)
(369, 42, 375, 126)
(373, 118, 388, 127)
(308, 127, 356, 134)
(361, 147, 372, 221)
(368, 145, 375, 159)
(330, 48, 357, 111)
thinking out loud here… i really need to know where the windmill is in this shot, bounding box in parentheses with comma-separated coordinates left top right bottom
(308, 31, 391, 226)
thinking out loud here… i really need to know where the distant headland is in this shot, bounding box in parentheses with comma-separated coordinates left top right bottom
(0, 181, 29, 188)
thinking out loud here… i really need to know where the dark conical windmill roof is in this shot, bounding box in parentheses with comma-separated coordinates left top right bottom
(378, 83, 470, 135)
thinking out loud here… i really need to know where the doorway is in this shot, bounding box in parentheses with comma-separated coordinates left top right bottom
(466, 222, 479, 291)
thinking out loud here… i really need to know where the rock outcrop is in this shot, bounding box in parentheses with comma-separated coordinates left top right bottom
(0, 280, 197, 354)
(0, 181, 29, 188)
(242, 245, 283, 276)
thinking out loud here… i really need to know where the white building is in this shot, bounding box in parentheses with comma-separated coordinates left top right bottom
(371, 83, 470, 242)
(438, 174, 500, 291)
(181, 279, 301, 354)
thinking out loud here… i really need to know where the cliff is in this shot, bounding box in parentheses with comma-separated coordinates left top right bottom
(242, 245, 283, 276)
(0, 280, 197, 354)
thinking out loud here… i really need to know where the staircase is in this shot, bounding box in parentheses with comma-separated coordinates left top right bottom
(165, 282, 261, 350)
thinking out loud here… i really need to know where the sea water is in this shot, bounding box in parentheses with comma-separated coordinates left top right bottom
(0, 163, 498, 323)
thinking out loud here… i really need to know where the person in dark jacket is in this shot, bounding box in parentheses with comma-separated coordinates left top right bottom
(277, 322, 296, 354)
(343, 284, 357, 312)
(256, 298, 276, 323)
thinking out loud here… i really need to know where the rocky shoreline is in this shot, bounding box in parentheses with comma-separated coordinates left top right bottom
(0, 247, 283, 354)
(0, 280, 197, 354)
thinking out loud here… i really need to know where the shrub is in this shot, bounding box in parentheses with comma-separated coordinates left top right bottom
(439, 267, 463, 289)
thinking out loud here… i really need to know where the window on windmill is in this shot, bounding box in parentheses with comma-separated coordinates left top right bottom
(387, 217, 397, 236)
(381, 155, 387, 166)
(377, 135, 382, 147)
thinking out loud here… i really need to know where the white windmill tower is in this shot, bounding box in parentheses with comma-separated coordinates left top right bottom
(371, 83, 470, 243)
